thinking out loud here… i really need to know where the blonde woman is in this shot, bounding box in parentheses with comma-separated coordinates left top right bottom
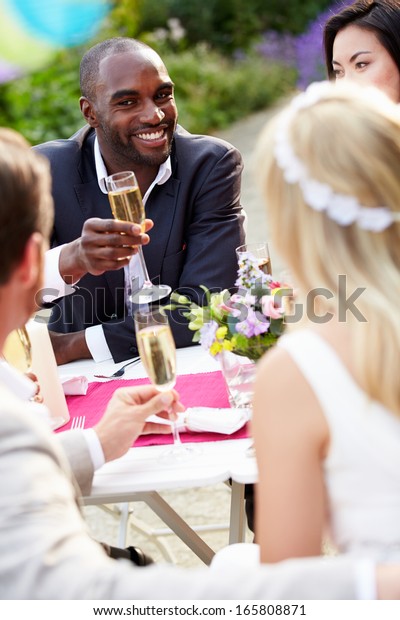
(252, 81, 400, 564)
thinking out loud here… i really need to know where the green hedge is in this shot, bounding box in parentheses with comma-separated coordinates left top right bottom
(135, 0, 333, 51)
(0, 1, 319, 144)
(167, 47, 296, 134)
(0, 43, 296, 145)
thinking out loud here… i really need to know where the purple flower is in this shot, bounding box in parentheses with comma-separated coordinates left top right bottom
(255, 30, 297, 68)
(236, 308, 270, 338)
(254, 1, 353, 88)
(199, 320, 219, 351)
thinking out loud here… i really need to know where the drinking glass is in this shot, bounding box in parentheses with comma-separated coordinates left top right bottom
(134, 308, 193, 461)
(236, 242, 272, 276)
(105, 171, 171, 303)
(3, 326, 32, 372)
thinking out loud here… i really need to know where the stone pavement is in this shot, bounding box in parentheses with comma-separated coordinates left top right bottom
(215, 101, 290, 274)
(83, 100, 291, 567)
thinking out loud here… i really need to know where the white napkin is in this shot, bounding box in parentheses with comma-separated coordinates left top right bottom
(148, 407, 251, 434)
(183, 407, 251, 434)
(61, 375, 89, 396)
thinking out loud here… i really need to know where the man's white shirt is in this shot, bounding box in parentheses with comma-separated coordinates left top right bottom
(44, 136, 171, 362)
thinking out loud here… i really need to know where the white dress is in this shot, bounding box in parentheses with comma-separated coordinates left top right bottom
(278, 328, 400, 560)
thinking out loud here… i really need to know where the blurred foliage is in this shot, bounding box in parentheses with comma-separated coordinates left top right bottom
(0, 43, 296, 143)
(0, 0, 330, 143)
(135, 0, 333, 52)
(0, 46, 83, 144)
(166, 47, 296, 134)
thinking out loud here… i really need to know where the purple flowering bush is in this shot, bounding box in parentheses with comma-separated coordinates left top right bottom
(255, 0, 353, 88)
(167, 257, 290, 361)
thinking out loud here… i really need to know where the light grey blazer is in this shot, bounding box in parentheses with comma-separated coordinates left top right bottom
(58, 428, 94, 497)
(0, 383, 360, 600)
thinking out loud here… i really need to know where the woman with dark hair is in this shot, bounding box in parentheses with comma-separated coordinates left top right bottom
(324, 0, 400, 102)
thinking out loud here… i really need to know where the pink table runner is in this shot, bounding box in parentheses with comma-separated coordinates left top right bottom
(57, 371, 250, 446)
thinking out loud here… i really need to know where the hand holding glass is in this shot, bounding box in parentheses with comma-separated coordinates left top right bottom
(105, 171, 171, 303)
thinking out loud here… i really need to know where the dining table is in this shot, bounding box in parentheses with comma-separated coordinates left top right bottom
(57, 344, 258, 565)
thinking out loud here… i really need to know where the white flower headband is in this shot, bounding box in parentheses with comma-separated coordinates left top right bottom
(273, 81, 400, 232)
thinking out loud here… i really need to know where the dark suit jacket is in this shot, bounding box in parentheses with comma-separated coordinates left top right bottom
(35, 125, 245, 361)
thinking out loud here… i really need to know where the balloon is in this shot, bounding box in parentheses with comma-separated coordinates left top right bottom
(7, 0, 111, 47)
(0, 0, 57, 73)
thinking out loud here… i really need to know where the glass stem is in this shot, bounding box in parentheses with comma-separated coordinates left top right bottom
(137, 246, 152, 289)
(172, 421, 182, 445)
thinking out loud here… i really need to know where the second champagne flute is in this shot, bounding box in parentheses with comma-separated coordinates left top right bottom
(236, 241, 272, 276)
(105, 170, 171, 303)
(3, 326, 32, 372)
(134, 308, 194, 461)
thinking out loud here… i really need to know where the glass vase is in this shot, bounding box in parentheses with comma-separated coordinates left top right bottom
(219, 349, 257, 409)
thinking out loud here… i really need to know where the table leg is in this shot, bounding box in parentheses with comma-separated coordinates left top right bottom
(136, 491, 215, 565)
(229, 480, 246, 544)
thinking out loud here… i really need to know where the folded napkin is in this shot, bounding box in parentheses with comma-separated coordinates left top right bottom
(148, 407, 251, 435)
(61, 375, 89, 396)
(183, 407, 251, 434)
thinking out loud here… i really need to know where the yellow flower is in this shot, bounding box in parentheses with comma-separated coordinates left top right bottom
(216, 326, 228, 340)
(222, 339, 233, 351)
(210, 341, 223, 356)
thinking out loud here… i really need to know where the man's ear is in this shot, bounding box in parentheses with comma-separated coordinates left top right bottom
(80, 97, 99, 127)
(17, 233, 44, 289)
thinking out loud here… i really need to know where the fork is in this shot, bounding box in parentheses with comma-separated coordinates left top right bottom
(71, 415, 85, 429)
(94, 357, 141, 379)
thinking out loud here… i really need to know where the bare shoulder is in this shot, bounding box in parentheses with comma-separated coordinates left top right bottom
(253, 344, 329, 448)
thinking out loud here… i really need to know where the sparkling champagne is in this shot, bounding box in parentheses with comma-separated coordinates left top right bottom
(257, 257, 272, 276)
(3, 326, 32, 371)
(137, 324, 176, 390)
(108, 187, 145, 231)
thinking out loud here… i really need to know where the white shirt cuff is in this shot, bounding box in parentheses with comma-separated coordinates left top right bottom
(354, 559, 377, 600)
(43, 245, 78, 302)
(85, 324, 113, 363)
(82, 428, 105, 470)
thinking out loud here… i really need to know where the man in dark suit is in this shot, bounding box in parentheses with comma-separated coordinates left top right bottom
(35, 38, 245, 364)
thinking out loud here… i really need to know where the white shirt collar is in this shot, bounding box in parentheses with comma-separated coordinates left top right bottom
(0, 359, 36, 401)
(94, 136, 172, 204)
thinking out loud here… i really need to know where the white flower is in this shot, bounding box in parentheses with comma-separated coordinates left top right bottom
(272, 81, 395, 233)
(327, 194, 360, 226)
(357, 207, 394, 232)
(300, 178, 332, 211)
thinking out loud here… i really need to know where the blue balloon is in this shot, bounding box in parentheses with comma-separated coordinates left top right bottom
(7, 0, 111, 47)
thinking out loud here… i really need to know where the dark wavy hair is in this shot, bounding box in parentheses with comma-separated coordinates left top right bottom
(324, 0, 400, 80)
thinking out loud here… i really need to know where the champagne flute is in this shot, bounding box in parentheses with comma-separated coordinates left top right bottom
(134, 308, 193, 461)
(3, 326, 32, 372)
(236, 242, 272, 276)
(105, 171, 172, 304)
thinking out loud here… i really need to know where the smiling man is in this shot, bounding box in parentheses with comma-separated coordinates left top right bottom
(35, 38, 245, 364)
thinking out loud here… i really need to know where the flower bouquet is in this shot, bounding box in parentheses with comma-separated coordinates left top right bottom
(168, 256, 290, 362)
